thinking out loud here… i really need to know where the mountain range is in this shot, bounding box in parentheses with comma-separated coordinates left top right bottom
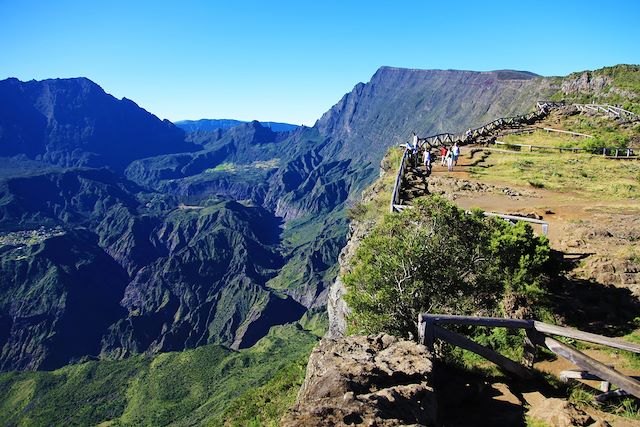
(174, 118, 299, 133)
(3, 65, 628, 372)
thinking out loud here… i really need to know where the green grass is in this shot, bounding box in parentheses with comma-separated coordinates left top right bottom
(525, 416, 552, 427)
(205, 159, 280, 174)
(0, 323, 318, 426)
(569, 384, 640, 420)
(500, 130, 593, 149)
(470, 151, 640, 200)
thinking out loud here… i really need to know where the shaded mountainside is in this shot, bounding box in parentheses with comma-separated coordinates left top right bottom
(0, 77, 196, 171)
(0, 230, 128, 371)
(0, 169, 304, 371)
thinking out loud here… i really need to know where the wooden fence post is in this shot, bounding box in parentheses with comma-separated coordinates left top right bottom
(523, 329, 543, 368)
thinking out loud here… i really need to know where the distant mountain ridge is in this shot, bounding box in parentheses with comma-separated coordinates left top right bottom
(175, 118, 299, 133)
(0, 77, 196, 171)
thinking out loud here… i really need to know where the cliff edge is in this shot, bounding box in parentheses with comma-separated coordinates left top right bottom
(281, 334, 436, 426)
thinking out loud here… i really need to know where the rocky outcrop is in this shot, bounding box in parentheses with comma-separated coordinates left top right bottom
(281, 334, 436, 426)
(561, 72, 611, 96)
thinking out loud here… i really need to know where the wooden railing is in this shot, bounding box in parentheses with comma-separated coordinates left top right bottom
(491, 141, 638, 158)
(482, 212, 549, 236)
(390, 148, 410, 213)
(418, 314, 640, 401)
(418, 108, 548, 150)
(575, 103, 639, 119)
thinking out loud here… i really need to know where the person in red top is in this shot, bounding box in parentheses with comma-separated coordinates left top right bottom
(440, 145, 447, 166)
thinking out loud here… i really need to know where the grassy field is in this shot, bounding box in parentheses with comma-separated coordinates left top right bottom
(471, 151, 640, 200)
(500, 130, 593, 149)
(0, 324, 319, 426)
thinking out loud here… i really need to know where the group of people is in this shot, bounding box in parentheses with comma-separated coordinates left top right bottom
(405, 132, 460, 173)
(439, 143, 460, 171)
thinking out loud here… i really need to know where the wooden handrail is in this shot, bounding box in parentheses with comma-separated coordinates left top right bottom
(418, 313, 640, 398)
(419, 314, 640, 353)
(390, 149, 409, 212)
(544, 337, 640, 398)
(533, 321, 640, 354)
(541, 127, 594, 138)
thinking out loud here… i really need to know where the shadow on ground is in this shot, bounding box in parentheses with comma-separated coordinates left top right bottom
(547, 249, 640, 337)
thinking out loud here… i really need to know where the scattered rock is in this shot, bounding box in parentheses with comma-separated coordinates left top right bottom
(527, 398, 597, 427)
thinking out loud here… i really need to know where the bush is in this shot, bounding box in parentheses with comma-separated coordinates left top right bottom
(343, 196, 550, 338)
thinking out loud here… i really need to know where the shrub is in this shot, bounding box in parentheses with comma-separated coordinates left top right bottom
(343, 196, 550, 338)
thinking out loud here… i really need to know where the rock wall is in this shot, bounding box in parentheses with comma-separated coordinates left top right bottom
(326, 218, 373, 338)
(281, 334, 436, 426)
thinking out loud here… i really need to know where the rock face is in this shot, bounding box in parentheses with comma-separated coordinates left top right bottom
(316, 67, 554, 167)
(561, 72, 611, 96)
(281, 334, 436, 426)
(326, 218, 374, 338)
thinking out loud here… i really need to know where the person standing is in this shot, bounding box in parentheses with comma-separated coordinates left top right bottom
(440, 145, 447, 166)
(452, 143, 460, 166)
(446, 147, 454, 172)
(407, 132, 416, 167)
(423, 148, 431, 174)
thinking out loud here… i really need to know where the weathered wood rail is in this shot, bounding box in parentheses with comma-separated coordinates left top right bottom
(418, 314, 640, 400)
(575, 103, 639, 120)
(390, 148, 410, 212)
(542, 127, 594, 138)
(482, 212, 548, 236)
(492, 140, 638, 158)
(417, 107, 549, 150)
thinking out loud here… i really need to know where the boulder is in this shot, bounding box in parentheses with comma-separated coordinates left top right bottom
(281, 334, 437, 426)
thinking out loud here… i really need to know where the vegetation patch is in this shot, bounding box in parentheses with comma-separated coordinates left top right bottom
(0, 324, 318, 426)
(471, 152, 640, 200)
(343, 196, 550, 341)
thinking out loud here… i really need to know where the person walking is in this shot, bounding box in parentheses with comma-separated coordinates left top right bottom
(423, 148, 431, 174)
(446, 147, 454, 172)
(452, 143, 460, 166)
(440, 145, 447, 166)
(406, 136, 416, 167)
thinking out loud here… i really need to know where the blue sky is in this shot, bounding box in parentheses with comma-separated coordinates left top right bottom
(1, 0, 639, 125)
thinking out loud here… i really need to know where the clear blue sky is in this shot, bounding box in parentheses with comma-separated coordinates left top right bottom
(1, 0, 639, 125)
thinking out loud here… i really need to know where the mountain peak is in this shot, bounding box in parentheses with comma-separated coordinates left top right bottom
(0, 77, 194, 170)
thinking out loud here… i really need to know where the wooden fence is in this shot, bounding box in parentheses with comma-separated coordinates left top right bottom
(575, 103, 639, 120)
(492, 140, 638, 158)
(390, 148, 410, 212)
(418, 109, 547, 150)
(482, 212, 548, 236)
(418, 314, 640, 400)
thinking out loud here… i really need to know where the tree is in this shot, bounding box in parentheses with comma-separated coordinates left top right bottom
(343, 196, 549, 338)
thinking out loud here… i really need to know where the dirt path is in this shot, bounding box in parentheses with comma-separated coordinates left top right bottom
(423, 145, 640, 425)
